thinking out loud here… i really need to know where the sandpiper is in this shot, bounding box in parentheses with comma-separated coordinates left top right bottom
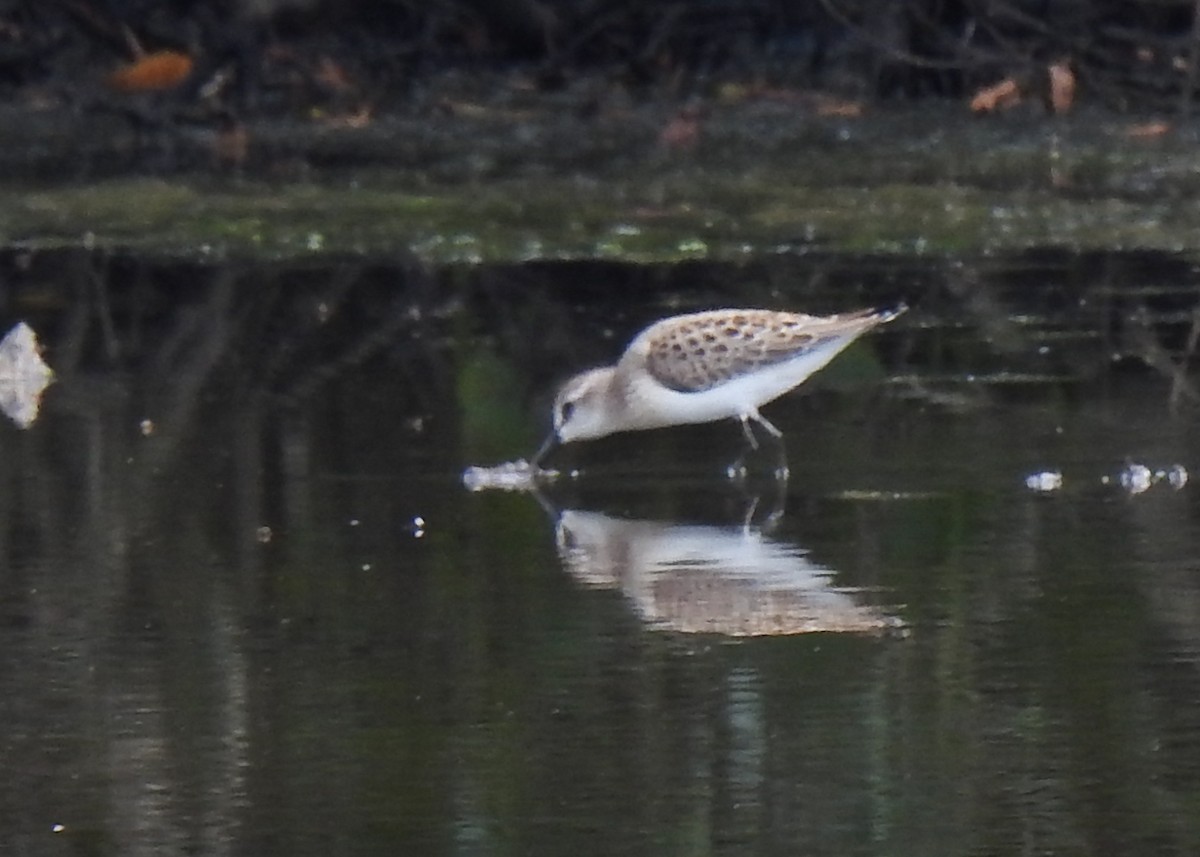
(534, 304, 905, 466)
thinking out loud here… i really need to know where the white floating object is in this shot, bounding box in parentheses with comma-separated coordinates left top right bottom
(461, 459, 552, 492)
(1025, 470, 1063, 492)
(1119, 463, 1153, 495)
(1166, 464, 1188, 490)
(0, 322, 53, 429)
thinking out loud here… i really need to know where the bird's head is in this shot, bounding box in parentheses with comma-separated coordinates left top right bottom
(552, 367, 618, 443)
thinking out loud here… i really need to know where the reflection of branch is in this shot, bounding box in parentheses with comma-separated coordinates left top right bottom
(275, 262, 438, 404)
(1185, 305, 1200, 367)
(126, 268, 242, 533)
(50, 251, 95, 377)
(279, 295, 426, 402)
(1124, 304, 1200, 413)
(145, 267, 238, 401)
(257, 263, 362, 384)
(1173, 305, 1200, 411)
(888, 373, 988, 413)
(944, 262, 1025, 354)
(91, 256, 121, 363)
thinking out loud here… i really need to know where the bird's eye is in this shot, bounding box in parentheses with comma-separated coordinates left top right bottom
(560, 400, 577, 423)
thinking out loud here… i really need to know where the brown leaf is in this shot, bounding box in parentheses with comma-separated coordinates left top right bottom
(319, 105, 374, 129)
(1047, 60, 1075, 114)
(1125, 120, 1171, 139)
(106, 50, 193, 93)
(815, 96, 864, 118)
(969, 78, 1021, 114)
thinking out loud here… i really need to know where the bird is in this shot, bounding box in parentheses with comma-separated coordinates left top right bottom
(533, 304, 905, 468)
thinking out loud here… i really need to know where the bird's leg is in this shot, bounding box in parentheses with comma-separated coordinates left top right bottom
(725, 415, 758, 480)
(740, 494, 761, 532)
(748, 411, 789, 481)
(736, 469, 788, 532)
(772, 448, 790, 482)
(738, 415, 760, 450)
(749, 410, 783, 439)
(761, 468, 788, 529)
(725, 451, 750, 482)
(531, 432, 558, 469)
(530, 483, 562, 521)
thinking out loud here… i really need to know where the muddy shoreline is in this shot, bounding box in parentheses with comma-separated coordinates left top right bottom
(2, 86, 1198, 264)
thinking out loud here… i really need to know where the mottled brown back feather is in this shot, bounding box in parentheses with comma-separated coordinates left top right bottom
(636, 309, 886, 394)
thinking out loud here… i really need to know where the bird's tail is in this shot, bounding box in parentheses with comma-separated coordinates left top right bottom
(876, 302, 908, 323)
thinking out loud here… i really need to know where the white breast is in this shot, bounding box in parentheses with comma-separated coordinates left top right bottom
(623, 343, 848, 429)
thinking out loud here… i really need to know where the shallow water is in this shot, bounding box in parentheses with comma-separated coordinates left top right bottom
(2, 249, 1200, 856)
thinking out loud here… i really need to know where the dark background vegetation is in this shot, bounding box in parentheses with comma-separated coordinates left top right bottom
(3, 1, 1200, 115)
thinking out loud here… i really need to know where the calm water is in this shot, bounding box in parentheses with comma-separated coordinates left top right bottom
(2, 249, 1200, 856)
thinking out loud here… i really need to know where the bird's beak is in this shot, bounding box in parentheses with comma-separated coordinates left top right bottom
(532, 431, 558, 469)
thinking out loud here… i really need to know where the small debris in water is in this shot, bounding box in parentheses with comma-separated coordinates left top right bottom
(1119, 463, 1153, 495)
(834, 489, 942, 501)
(1025, 470, 1064, 493)
(349, 518, 360, 527)
(462, 459, 554, 492)
(1030, 463, 1188, 495)
(412, 515, 426, 538)
(139, 419, 155, 436)
(256, 526, 273, 543)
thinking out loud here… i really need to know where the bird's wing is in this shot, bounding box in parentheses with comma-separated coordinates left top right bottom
(634, 309, 874, 394)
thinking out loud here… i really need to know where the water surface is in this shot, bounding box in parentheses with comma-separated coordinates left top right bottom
(1, 249, 1199, 856)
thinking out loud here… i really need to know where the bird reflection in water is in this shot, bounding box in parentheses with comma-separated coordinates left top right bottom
(553, 509, 901, 637)
(462, 458, 901, 636)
